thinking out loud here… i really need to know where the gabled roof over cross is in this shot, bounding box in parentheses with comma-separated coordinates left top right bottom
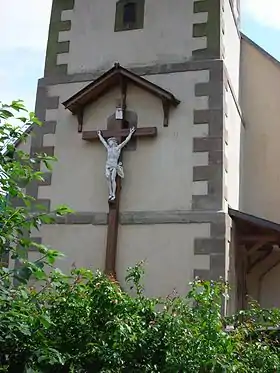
(62, 63, 180, 131)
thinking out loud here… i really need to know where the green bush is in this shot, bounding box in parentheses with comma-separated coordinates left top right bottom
(1, 265, 280, 372)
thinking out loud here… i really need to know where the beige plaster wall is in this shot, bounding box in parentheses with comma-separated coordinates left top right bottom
(222, 1, 242, 211)
(60, 0, 207, 74)
(223, 0, 240, 94)
(43, 70, 209, 213)
(29, 68, 215, 297)
(32, 222, 210, 297)
(240, 38, 280, 223)
(117, 223, 210, 297)
(32, 225, 107, 274)
(224, 87, 242, 209)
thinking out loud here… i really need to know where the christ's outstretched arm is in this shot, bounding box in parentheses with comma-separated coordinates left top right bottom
(97, 131, 109, 149)
(118, 127, 135, 149)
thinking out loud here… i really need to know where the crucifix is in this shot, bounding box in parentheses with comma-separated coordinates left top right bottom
(62, 63, 180, 279)
(82, 103, 157, 278)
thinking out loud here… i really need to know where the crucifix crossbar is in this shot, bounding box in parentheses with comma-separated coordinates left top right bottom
(83, 121, 157, 278)
(82, 127, 157, 141)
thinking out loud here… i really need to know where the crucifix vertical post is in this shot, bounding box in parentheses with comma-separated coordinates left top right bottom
(105, 77, 127, 278)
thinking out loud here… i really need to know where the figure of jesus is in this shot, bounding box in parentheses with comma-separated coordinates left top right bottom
(97, 127, 136, 201)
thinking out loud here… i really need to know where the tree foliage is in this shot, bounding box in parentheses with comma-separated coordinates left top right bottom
(1, 265, 280, 372)
(0, 100, 71, 284)
(1, 101, 280, 372)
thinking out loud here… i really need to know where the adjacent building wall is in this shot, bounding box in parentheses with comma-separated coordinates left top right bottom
(240, 36, 280, 224)
(240, 36, 280, 309)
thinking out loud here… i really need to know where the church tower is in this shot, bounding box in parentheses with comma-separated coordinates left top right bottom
(29, 0, 242, 306)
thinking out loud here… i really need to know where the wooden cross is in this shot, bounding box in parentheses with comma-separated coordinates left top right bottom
(82, 113, 157, 278)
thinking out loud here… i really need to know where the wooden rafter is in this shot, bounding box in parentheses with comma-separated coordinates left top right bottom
(247, 241, 269, 257)
(238, 235, 280, 243)
(247, 249, 273, 273)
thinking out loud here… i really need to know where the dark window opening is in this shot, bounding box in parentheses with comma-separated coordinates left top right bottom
(115, 0, 145, 32)
(123, 3, 136, 25)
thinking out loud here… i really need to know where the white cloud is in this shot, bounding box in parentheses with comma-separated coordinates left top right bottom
(0, 0, 52, 51)
(242, 0, 280, 29)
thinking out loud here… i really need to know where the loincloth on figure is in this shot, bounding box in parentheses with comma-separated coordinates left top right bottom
(105, 162, 124, 179)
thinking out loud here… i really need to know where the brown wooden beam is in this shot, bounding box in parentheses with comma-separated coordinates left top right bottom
(246, 241, 269, 257)
(104, 76, 127, 278)
(77, 109, 84, 133)
(120, 74, 127, 113)
(82, 127, 157, 141)
(162, 100, 170, 127)
(257, 257, 280, 301)
(105, 185, 120, 277)
(247, 249, 273, 273)
(236, 244, 248, 310)
(104, 118, 123, 278)
(238, 235, 280, 243)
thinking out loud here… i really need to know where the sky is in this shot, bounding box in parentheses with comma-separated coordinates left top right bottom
(0, 0, 279, 112)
